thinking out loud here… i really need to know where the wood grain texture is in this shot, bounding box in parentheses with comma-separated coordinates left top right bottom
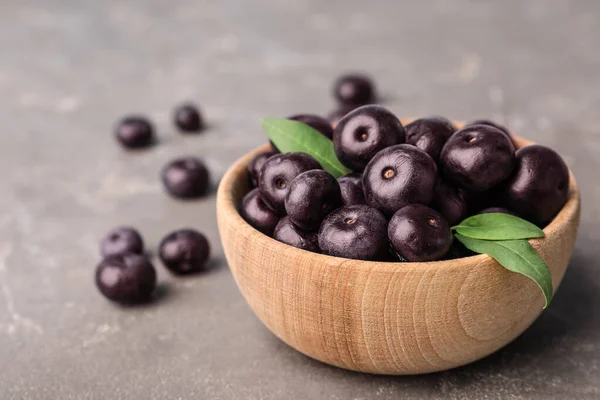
(216, 123, 581, 375)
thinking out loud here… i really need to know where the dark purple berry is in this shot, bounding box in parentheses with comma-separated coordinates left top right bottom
(114, 116, 154, 149)
(334, 105, 405, 171)
(285, 170, 342, 231)
(339, 172, 362, 185)
(388, 205, 452, 262)
(273, 216, 319, 252)
(501, 145, 569, 226)
(174, 103, 203, 132)
(432, 180, 469, 226)
(405, 116, 456, 160)
(258, 152, 321, 215)
(159, 229, 211, 274)
(241, 189, 280, 236)
(318, 205, 388, 261)
(95, 253, 156, 304)
(100, 226, 144, 258)
(465, 119, 516, 146)
(327, 105, 356, 129)
(288, 114, 334, 139)
(333, 73, 376, 106)
(248, 151, 276, 187)
(363, 144, 437, 216)
(440, 125, 515, 192)
(338, 173, 366, 206)
(161, 157, 210, 199)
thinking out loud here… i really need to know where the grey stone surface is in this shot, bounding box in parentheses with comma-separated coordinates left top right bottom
(0, 0, 599, 398)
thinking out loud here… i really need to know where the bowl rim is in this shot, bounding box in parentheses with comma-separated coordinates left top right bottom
(217, 132, 580, 273)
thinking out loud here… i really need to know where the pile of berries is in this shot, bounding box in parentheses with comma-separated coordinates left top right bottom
(96, 102, 214, 304)
(114, 103, 211, 200)
(95, 226, 211, 304)
(242, 88, 570, 262)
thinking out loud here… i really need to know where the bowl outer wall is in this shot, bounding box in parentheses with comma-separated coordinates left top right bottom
(216, 121, 581, 375)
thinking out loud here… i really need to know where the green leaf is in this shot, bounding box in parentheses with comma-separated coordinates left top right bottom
(453, 213, 544, 241)
(261, 118, 351, 178)
(455, 234, 553, 308)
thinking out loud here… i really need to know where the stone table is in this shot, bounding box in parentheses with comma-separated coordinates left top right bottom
(0, 0, 599, 399)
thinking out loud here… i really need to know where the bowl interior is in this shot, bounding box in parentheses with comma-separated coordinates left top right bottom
(223, 130, 579, 272)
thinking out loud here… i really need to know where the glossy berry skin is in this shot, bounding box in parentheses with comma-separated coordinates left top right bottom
(338, 173, 366, 206)
(114, 116, 154, 149)
(273, 216, 319, 253)
(159, 229, 211, 274)
(288, 114, 334, 139)
(241, 189, 280, 236)
(100, 226, 144, 258)
(174, 103, 203, 132)
(388, 204, 452, 262)
(404, 116, 456, 160)
(333, 73, 376, 106)
(432, 180, 469, 226)
(318, 205, 388, 261)
(258, 152, 321, 215)
(363, 144, 437, 216)
(285, 170, 342, 231)
(440, 125, 515, 192)
(95, 253, 156, 304)
(465, 119, 514, 145)
(334, 105, 405, 171)
(161, 157, 210, 199)
(327, 105, 356, 129)
(248, 151, 276, 187)
(501, 145, 569, 226)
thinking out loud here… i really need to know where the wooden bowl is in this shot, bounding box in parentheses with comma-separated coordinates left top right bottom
(216, 127, 581, 375)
